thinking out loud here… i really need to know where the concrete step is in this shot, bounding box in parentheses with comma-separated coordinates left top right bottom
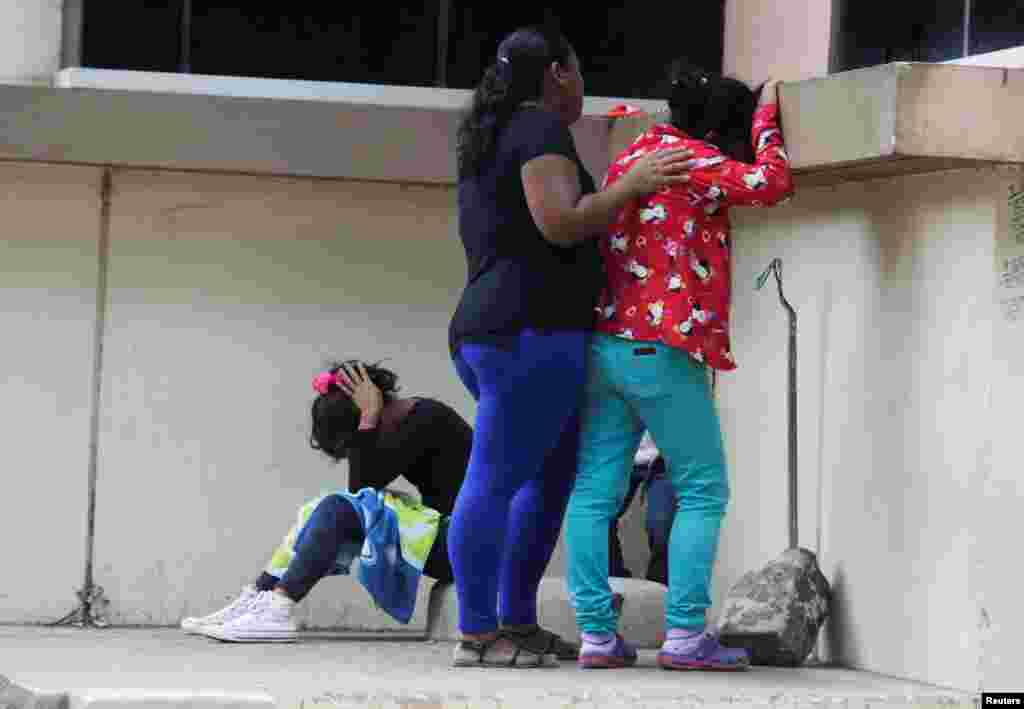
(1, 627, 976, 709)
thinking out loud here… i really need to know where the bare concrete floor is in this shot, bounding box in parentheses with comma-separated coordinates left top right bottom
(0, 627, 976, 709)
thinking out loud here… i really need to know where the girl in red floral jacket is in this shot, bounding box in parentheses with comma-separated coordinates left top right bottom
(565, 64, 794, 671)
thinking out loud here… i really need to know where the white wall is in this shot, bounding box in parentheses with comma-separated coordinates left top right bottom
(89, 170, 470, 631)
(0, 162, 101, 623)
(0, 0, 62, 84)
(713, 166, 1016, 692)
(0, 156, 649, 630)
(970, 167, 1024, 694)
(0, 127, 1014, 692)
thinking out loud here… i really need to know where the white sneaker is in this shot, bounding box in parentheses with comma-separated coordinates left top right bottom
(209, 591, 298, 643)
(180, 585, 260, 635)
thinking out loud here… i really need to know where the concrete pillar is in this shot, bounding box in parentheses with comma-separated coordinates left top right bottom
(723, 0, 834, 85)
(0, 0, 64, 85)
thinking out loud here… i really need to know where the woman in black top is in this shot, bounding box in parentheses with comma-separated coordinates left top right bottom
(180, 360, 473, 642)
(447, 25, 692, 667)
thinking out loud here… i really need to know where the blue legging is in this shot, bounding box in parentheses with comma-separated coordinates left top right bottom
(449, 329, 586, 634)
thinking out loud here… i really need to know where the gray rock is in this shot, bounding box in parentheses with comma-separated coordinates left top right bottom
(717, 547, 831, 666)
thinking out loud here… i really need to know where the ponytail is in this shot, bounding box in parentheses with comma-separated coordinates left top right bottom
(456, 25, 572, 178)
(456, 64, 515, 178)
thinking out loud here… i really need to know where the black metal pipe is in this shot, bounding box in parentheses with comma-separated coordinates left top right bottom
(60, 0, 85, 69)
(963, 0, 973, 58)
(179, 0, 192, 73)
(435, 0, 451, 87)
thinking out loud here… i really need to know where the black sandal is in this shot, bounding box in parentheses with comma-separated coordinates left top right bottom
(452, 634, 558, 668)
(452, 637, 497, 668)
(500, 624, 580, 661)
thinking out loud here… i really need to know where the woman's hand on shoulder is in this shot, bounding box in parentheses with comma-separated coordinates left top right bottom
(759, 79, 780, 106)
(521, 146, 693, 246)
(619, 147, 694, 198)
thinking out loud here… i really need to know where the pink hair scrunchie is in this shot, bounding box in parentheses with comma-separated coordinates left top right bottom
(312, 371, 338, 395)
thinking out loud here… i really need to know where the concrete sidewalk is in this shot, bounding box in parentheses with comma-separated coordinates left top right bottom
(1, 627, 976, 709)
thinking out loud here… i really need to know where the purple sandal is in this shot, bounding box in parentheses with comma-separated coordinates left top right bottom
(657, 630, 750, 671)
(579, 633, 638, 669)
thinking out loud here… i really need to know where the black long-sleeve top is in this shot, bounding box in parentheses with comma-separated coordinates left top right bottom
(346, 398, 471, 517)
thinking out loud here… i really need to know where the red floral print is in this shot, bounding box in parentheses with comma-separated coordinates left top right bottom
(597, 103, 794, 371)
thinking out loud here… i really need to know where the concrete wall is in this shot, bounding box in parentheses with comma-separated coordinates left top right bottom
(0, 155, 646, 631)
(712, 166, 1018, 692)
(89, 170, 471, 631)
(0, 161, 472, 632)
(723, 0, 833, 84)
(0, 163, 101, 623)
(1, 137, 1015, 692)
(0, 61, 652, 630)
(0, 0, 62, 84)
(971, 167, 1024, 694)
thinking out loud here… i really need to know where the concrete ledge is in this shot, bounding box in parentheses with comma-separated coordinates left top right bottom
(292, 575, 436, 635)
(0, 62, 1014, 190)
(0, 71, 661, 186)
(53, 69, 668, 118)
(610, 62, 1024, 188)
(0, 83, 461, 184)
(67, 691, 274, 709)
(0, 676, 67, 709)
(784, 62, 1024, 184)
(426, 576, 668, 648)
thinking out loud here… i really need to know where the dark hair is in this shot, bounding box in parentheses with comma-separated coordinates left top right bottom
(666, 60, 762, 164)
(309, 359, 400, 461)
(456, 25, 573, 178)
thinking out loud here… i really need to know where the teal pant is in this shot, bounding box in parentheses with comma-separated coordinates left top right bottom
(565, 333, 730, 633)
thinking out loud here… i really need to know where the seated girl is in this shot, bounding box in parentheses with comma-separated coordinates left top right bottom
(180, 360, 575, 657)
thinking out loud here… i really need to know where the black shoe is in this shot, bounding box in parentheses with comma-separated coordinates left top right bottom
(500, 623, 580, 661)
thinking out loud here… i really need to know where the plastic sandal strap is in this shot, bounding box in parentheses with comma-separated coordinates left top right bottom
(498, 626, 558, 657)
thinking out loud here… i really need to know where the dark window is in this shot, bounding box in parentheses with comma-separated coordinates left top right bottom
(833, 0, 966, 72)
(577, 5, 725, 98)
(443, 4, 556, 90)
(82, 3, 440, 86)
(189, 5, 439, 85)
(446, 4, 725, 98)
(836, 0, 1024, 73)
(78, 3, 726, 96)
(970, 0, 1024, 56)
(81, 1, 186, 73)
